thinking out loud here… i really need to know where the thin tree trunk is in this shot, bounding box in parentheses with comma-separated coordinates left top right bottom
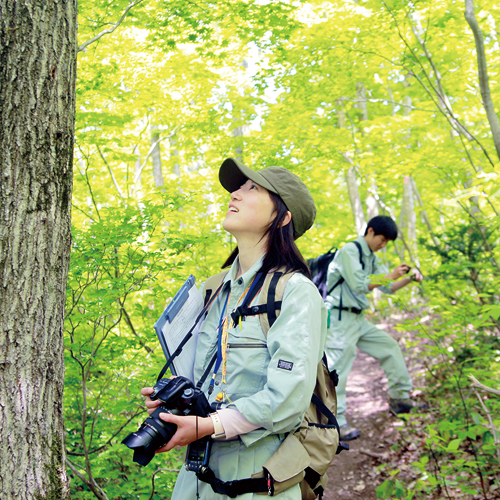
(233, 126, 244, 161)
(402, 96, 412, 117)
(400, 176, 417, 256)
(356, 82, 369, 121)
(0, 1, 77, 498)
(171, 135, 180, 177)
(150, 125, 164, 187)
(366, 181, 380, 222)
(409, 176, 441, 249)
(345, 165, 366, 235)
(464, 0, 500, 161)
(133, 145, 142, 198)
(336, 98, 346, 128)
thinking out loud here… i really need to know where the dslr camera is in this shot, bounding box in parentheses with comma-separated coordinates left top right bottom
(122, 376, 212, 469)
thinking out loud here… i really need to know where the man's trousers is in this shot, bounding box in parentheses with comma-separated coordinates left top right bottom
(325, 310, 412, 427)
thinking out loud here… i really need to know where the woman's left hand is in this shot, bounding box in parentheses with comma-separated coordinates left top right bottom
(154, 414, 215, 453)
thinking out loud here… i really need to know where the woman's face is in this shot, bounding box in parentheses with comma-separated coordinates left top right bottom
(222, 179, 276, 240)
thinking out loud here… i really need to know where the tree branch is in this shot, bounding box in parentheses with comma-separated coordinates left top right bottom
(464, 0, 500, 161)
(121, 306, 154, 353)
(379, 3, 496, 168)
(457, 200, 500, 273)
(148, 468, 181, 500)
(471, 385, 500, 466)
(339, 96, 434, 112)
(67, 459, 110, 500)
(78, 0, 146, 52)
(469, 375, 500, 397)
(96, 144, 125, 198)
(67, 408, 144, 456)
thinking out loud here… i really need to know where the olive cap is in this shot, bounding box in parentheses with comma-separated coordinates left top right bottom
(219, 158, 316, 239)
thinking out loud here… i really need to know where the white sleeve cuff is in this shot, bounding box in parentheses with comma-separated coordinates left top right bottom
(216, 408, 260, 440)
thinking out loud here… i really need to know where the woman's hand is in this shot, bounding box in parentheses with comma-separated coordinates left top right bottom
(141, 376, 177, 414)
(140, 387, 162, 415)
(154, 414, 215, 453)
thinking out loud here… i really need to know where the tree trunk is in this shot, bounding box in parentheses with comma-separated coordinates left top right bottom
(464, 0, 500, 161)
(233, 126, 245, 161)
(170, 135, 180, 177)
(133, 145, 142, 197)
(0, 1, 77, 499)
(366, 182, 379, 221)
(409, 176, 441, 249)
(356, 82, 368, 121)
(400, 176, 417, 256)
(150, 125, 164, 187)
(345, 165, 366, 235)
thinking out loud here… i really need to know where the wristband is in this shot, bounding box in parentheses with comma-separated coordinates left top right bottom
(210, 412, 226, 440)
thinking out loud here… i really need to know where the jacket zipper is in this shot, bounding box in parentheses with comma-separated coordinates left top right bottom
(227, 343, 267, 349)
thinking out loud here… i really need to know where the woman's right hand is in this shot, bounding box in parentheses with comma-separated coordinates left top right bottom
(140, 387, 162, 415)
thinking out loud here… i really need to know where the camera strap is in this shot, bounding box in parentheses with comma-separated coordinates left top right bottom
(156, 280, 225, 382)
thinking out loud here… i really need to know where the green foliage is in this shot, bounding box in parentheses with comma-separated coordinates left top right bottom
(67, 0, 500, 498)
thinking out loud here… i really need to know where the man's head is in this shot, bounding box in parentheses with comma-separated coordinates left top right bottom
(364, 216, 398, 252)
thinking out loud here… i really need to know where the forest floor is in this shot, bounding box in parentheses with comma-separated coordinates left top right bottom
(323, 314, 429, 500)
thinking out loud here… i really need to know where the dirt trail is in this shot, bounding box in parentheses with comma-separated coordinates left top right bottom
(323, 318, 423, 500)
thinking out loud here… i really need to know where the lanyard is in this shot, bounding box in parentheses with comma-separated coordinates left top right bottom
(209, 276, 260, 399)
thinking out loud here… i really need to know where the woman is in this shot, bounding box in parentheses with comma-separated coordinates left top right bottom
(142, 158, 327, 499)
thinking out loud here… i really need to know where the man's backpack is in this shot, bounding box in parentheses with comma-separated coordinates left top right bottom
(306, 248, 338, 300)
(307, 241, 364, 301)
(197, 269, 346, 499)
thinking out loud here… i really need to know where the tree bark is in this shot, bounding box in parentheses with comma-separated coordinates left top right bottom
(464, 0, 500, 161)
(0, 1, 77, 498)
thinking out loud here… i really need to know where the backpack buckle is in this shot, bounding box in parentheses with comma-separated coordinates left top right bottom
(266, 471, 274, 496)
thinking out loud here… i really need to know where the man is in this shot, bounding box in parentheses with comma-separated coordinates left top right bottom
(325, 216, 424, 441)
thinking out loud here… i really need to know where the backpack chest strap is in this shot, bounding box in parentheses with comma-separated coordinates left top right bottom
(230, 302, 282, 325)
(230, 269, 295, 335)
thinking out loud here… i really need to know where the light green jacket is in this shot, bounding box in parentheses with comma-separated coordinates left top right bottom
(325, 235, 393, 312)
(172, 255, 327, 499)
(195, 255, 327, 446)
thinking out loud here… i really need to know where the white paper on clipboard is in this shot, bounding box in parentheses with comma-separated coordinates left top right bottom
(154, 275, 204, 382)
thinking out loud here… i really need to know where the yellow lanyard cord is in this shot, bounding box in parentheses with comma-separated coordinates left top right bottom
(215, 278, 260, 402)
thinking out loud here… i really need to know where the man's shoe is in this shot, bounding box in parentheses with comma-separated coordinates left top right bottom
(339, 424, 361, 441)
(389, 398, 428, 416)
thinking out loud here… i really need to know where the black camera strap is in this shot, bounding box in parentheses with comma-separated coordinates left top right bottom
(156, 280, 225, 382)
(197, 466, 269, 498)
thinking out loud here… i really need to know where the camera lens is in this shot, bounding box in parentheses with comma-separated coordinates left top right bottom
(122, 406, 178, 466)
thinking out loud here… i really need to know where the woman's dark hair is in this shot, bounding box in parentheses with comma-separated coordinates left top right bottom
(364, 215, 398, 241)
(222, 192, 311, 279)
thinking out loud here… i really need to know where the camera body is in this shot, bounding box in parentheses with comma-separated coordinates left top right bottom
(122, 376, 212, 468)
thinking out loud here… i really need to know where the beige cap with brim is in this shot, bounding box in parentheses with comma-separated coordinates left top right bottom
(219, 158, 316, 239)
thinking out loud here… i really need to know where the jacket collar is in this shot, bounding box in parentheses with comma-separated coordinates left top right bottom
(222, 253, 266, 290)
(356, 235, 373, 258)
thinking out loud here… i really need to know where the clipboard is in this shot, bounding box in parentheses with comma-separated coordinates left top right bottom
(154, 275, 204, 382)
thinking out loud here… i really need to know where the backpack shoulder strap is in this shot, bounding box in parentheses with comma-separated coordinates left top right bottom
(203, 271, 228, 306)
(259, 268, 297, 337)
(351, 240, 364, 270)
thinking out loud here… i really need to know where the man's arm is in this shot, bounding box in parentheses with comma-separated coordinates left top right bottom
(368, 265, 423, 291)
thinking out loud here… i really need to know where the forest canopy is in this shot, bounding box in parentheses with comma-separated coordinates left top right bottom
(66, 0, 500, 498)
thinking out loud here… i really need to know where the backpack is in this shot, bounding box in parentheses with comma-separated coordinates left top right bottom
(307, 241, 364, 301)
(197, 269, 347, 499)
(306, 247, 338, 300)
